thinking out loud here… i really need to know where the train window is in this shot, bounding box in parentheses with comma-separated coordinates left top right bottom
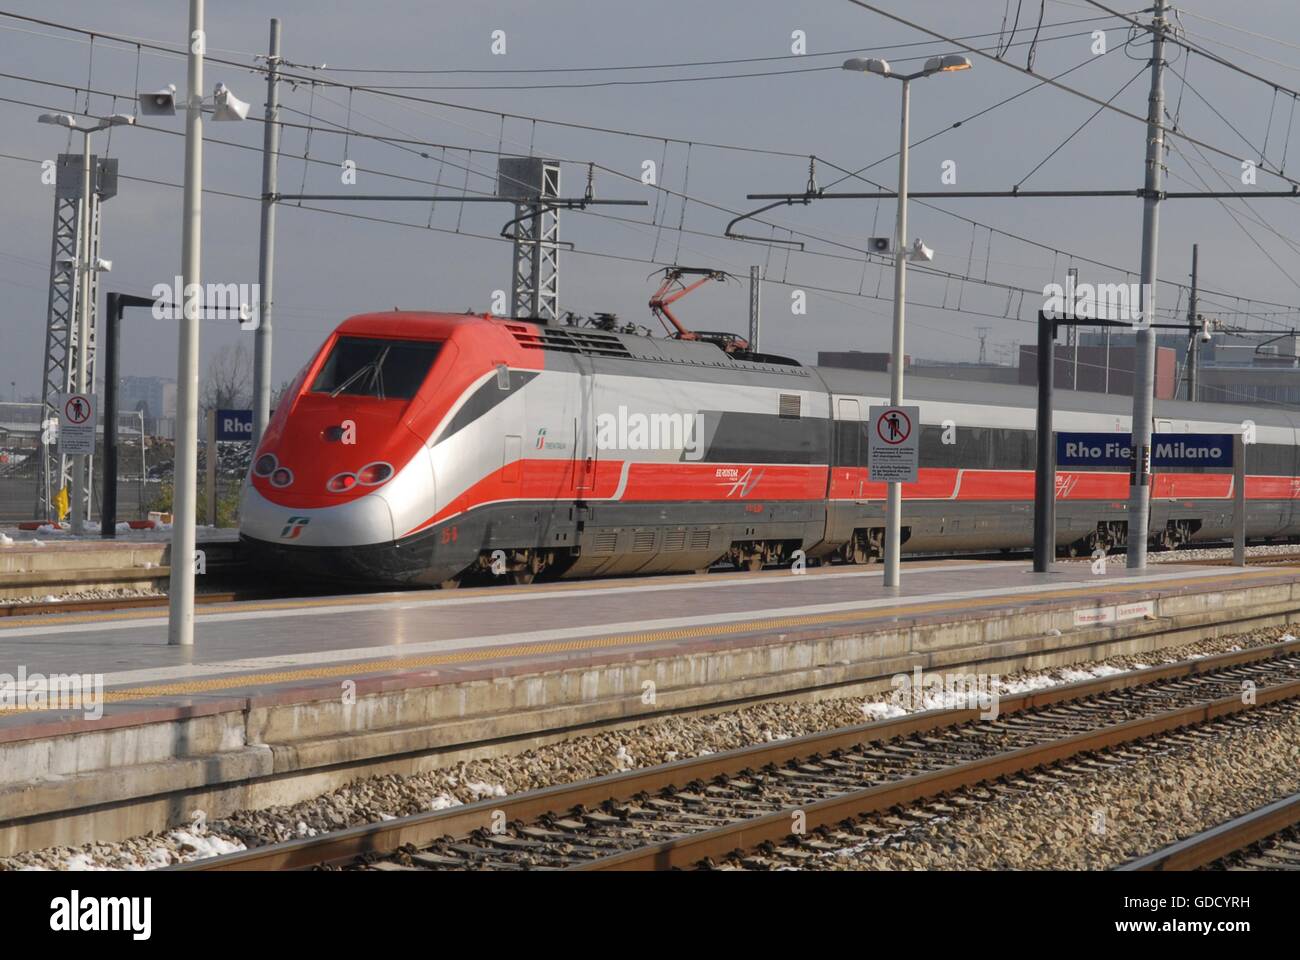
(992, 428, 1034, 469)
(919, 425, 958, 468)
(918, 425, 1034, 469)
(1245, 442, 1296, 475)
(833, 421, 862, 466)
(310, 337, 442, 400)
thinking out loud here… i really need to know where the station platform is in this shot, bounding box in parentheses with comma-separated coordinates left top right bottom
(0, 528, 240, 600)
(3, 557, 1299, 853)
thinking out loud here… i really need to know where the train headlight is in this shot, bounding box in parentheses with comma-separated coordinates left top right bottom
(270, 467, 294, 488)
(326, 472, 358, 493)
(254, 453, 277, 477)
(357, 462, 394, 486)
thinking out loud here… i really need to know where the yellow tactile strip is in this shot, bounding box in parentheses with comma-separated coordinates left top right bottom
(2, 568, 1278, 711)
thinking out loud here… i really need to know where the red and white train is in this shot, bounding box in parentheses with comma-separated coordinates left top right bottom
(240, 309, 1297, 585)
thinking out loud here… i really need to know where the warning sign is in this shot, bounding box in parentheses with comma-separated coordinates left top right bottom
(868, 404, 919, 483)
(58, 392, 97, 455)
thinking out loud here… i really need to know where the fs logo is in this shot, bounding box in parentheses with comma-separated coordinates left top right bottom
(535, 427, 547, 450)
(280, 516, 310, 539)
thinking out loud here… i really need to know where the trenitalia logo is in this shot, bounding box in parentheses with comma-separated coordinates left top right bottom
(535, 427, 547, 449)
(280, 516, 310, 539)
(718, 467, 763, 498)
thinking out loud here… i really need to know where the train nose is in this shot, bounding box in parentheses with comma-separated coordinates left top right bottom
(239, 482, 395, 546)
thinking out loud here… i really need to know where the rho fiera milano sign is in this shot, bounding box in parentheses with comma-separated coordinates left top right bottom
(1057, 432, 1233, 468)
(215, 408, 254, 442)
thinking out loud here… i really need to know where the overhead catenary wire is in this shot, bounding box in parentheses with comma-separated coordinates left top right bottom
(843, 0, 1300, 192)
(8, 7, 1300, 341)
(9, 61, 1299, 331)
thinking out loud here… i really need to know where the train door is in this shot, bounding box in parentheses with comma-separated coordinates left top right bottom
(574, 357, 597, 494)
(1153, 416, 1209, 544)
(837, 398, 864, 498)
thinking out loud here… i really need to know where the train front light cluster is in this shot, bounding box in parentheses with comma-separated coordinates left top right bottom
(325, 461, 394, 494)
(255, 453, 295, 488)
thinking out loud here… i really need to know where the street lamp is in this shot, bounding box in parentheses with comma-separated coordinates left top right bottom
(143, 0, 248, 646)
(842, 53, 971, 588)
(36, 111, 134, 536)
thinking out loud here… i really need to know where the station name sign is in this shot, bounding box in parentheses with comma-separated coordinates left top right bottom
(1056, 432, 1233, 468)
(215, 408, 254, 442)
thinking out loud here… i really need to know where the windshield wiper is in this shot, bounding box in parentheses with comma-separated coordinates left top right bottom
(330, 346, 391, 398)
(331, 358, 379, 397)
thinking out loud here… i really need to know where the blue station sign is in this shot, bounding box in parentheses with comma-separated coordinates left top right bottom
(215, 408, 254, 442)
(1057, 432, 1233, 468)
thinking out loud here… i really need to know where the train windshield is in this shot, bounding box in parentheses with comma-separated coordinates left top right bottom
(310, 336, 442, 400)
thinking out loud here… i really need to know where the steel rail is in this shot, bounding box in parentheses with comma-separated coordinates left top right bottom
(579, 680, 1300, 870)
(173, 637, 1300, 871)
(1117, 792, 1300, 871)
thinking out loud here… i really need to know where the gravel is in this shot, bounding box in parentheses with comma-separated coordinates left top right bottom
(806, 703, 1300, 870)
(3, 588, 162, 606)
(1062, 541, 1300, 564)
(0, 625, 1292, 870)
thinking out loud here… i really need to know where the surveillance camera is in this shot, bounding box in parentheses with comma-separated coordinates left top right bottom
(138, 84, 177, 117)
(868, 237, 893, 254)
(908, 238, 935, 262)
(95, 258, 112, 272)
(1199, 319, 1212, 343)
(212, 83, 250, 122)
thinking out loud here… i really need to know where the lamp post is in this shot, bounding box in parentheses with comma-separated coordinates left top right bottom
(138, 0, 248, 645)
(36, 111, 134, 535)
(842, 54, 971, 588)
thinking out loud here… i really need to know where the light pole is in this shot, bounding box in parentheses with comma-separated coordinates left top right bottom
(37, 111, 134, 535)
(842, 54, 971, 588)
(139, 0, 248, 645)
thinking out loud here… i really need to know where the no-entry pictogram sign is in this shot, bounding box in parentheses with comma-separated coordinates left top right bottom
(58, 392, 97, 454)
(868, 405, 919, 483)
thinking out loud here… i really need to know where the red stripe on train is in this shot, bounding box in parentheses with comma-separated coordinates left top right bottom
(403, 463, 1297, 537)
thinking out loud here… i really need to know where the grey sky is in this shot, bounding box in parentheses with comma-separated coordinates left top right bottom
(2, 0, 1299, 402)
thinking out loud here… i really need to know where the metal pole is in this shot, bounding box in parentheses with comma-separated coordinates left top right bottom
(1126, 0, 1168, 570)
(70, 132, 92, 535)
(101, 292, 120, 538)
(1186, 243, 1199, 402)
(205, 408, 216, 526)
(884, 77, 910, 589)
(253, 18, 280, 448)
(748, 265, 761, 352)
(169, 0, 203, 646)
(1033, 312, 1056, 573)
(1067, 267, 1079, 390)
(1232, 433, 1245, 566)
(138, 410, 145, 520)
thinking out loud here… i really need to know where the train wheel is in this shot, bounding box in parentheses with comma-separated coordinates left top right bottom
(747, 554, 764, 573)
(439, 576, 461, 590)
(510, 570, 535, 586)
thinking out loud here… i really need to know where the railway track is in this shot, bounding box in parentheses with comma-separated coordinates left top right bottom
(9, 546, 1300, 619)
(0, 591, 237, 617)
(1119, 792, 1300, 872)
(175, 638, 1300, 872)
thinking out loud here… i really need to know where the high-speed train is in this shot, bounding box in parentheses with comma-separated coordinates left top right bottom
(239, 309, 1299, 586)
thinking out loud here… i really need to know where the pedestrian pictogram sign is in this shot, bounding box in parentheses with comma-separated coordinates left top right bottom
(58, 392, 97, 454)
(868, 404, 919, 483)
